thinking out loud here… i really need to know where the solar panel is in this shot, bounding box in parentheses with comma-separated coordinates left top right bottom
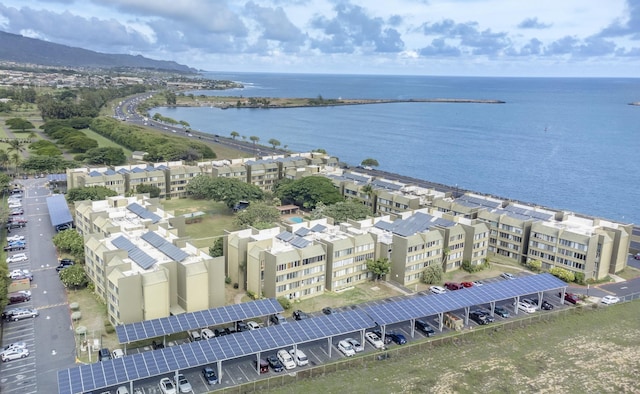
(46, 194, 74, 227)
(311, 224, 326, 232)
(116, 298, 284, 344)
(290, 236, 311, 248)
(141, 231, 188, 262)
(276, 231, 294, 242)
(111, 235, 157, 269)
(361, 273, 567, 325)
(127, 203, 161, 223)
(294, 227, 310, 236)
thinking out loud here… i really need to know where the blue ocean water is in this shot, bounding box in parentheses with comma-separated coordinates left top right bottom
(154, 73, 640, 225)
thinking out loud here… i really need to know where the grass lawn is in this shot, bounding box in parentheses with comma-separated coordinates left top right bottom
(263, 301, 640, 394)
(80, 127, 133, 157)
(161, 198, 241, 247)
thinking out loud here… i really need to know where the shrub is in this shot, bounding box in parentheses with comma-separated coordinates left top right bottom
(277, 296, 292, 310)
(422, 264, 443, 284)
(549, 267, 575, 283)
(526, 259, 542, 273)
(574, 272, 585, 285)
(246, 290, 256, 300)
(225, 276, 232, 285)
(104, 321, 115, 334)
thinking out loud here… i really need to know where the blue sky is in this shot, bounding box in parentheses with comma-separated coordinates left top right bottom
(0, 0, 638, 77)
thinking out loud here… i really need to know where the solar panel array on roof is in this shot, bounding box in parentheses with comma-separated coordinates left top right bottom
(62, 310, 373, 394)
(46, 195, 74, 227)
(374, 220, 395, 231)
(104, 169, 116, 175)
(311, 224, 326, 232)
(47, 173, 67, 182)
(141, 231, 189, 262)
(456, 195, 502, 209)
(504, 205, 554, 221)
(126, 203, 161, 223)
(88, 171, 102, 177)
(112, 235, 157, 270)
(343, 172, 370, 183)
(371, 179, 403, 191)
(294, 227, 310, 237)
(290, 236, 311, 248)
(361, 273, 567, 326)
(131, 167, 145, 173)
(117, 168, 129, 174)
(116, 298, 284, 343)
(276, 231, 294, 242)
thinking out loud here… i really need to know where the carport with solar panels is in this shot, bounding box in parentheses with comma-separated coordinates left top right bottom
(57, 308, 374, 394)
(360, 273, 568, 340)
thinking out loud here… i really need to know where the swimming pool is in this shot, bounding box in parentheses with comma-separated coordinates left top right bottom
(288, 216, 304, 223)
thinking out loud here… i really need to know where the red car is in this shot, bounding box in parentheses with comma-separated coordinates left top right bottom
(461, 281, 474, 288)
(558, 292, 580, 305)
(444, 282, 463, 291)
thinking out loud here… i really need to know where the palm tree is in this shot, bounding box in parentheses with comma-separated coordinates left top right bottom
(250, 136, 260, 146)
(0, 149, 9, 170)
(10, 152, 21, 174)
(7, 139, 25, 156)
(230, 131, 239, 140)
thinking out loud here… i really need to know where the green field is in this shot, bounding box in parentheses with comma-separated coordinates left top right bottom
(248, 302, 640, 394)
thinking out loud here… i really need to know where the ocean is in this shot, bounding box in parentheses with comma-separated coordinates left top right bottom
(153, 73, 640, 225)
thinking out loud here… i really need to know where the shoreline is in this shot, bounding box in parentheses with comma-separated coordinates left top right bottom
(173, 96, 506, 109)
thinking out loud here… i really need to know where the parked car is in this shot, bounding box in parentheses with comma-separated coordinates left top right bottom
(461, 281, 474, 288)
(56, 259, 75, 272)
(6, 253, 28, 263)
(112, 348, 124, 359)
(4, 243, 25, 252)
(601, 295, 620, 305)
(116, 387, 130, 394)
(634, 253, 640, 260)
(365, 331, 385, 349)
(444, 282, 463, 291)
(1, 347, 29, 362)
(372, 329, 393, 344)
(293, 310, 310, 320)
(236, 321, 250, 332)
(202, 366, 218, 385)
(151, 340, 164, 350)
(473, 280, 484, 287)
(266, 354, 284, 372)
(521, 298, 539, 311)
(517, 301, 536, 313)
(322, 306, 334, 315)
(9, 292, 30, 304)
(189, 330, 201, 342)
(98, 348, 111, 361)
(289, 348, 309, 366)
(337, 340, 355, 357)
(387, 331, 407, 345)
(6, 308, 38, 321)
(253, 358, 270, 374)
(531, 298, 554, 310)
(429, 285, 447, 295)
(277, 349, 296, 369)
(201, 328, 216, 340)
(6, 235, 25, 242)
(159, 377, 176, 394)
(175, 374, 192, 393)
(415, 319, 436, 336)
(345, 337, 364, 352)
(246, 321, 263, 330)
(494, 305, 510, 318)
(1, 341, 27, 354)
(469, 311, 490, 325)
(9, 269, 32, 281)
(558, 292, 580, 305)
(500, 272, 516, 280)
(270, 313, 287, 325)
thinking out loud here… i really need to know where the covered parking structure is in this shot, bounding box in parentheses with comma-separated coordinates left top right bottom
(46, 194, 73, 231)
(57, 310, 374, 394)
(361, 273, 568, 339)
(115, 298, 283, 349)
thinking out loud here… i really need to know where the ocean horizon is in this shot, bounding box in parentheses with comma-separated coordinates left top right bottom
(154, 73, 640, 225)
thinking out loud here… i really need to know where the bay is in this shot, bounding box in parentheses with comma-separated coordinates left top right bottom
(154, 73, 640, 225)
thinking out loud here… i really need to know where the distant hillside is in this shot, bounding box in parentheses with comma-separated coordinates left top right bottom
(0, 31, 196, 73)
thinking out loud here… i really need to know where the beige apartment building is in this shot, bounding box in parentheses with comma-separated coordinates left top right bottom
(77, 195, 225, 325)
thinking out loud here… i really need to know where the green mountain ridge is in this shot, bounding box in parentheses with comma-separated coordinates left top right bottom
(0, 30, 196, 73)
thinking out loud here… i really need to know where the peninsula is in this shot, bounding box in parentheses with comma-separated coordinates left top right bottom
(174, 95, 505, 109)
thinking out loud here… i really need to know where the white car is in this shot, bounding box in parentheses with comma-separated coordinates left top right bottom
(7, 235, 25, 242)
(1, 347, 29, 362)
(345, 337, 364, 352)
(9, 269, 31, 279)
(1, 341, 28, 357)
(337, 340, 355, 357)
(472, 280, 484, 287)
(517, 301, 536, 314)
(6, 253, 28, 263)
(601, 295, 620, 305)
(429, 286, 447, 295)
(175, 374, 192, 393)
(521, 298, 539, 310)
(112, 348, 124, 359)
(500, 272, 516, 280)
(277, 349, 296, 369)
(246, 321, 263, 330)
(201, 328, 215, 339)
(289, 348, 309, 366)
(365, 332, 385, 349)
(159, 377, 176, 394)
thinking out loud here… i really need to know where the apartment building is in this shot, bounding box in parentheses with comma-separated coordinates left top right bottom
(78, 195, 225, 325)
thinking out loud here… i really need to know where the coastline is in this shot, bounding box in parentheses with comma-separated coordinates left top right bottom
(173, 96, 506, 109)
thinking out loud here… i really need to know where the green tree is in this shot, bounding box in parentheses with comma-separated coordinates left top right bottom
(52, 229, 85, 261)
(234, 202, 280, 229)
(549, 267, 575, 283)
(209, 237, 224, 258)
(21, 155, 73, 173)
(186, 175, 264, 208)
(136, 184, 162, 198)
(277, 296, 291, 310)
(5, 117, 35, 133)
(361, 158, 379, 167)
(249, 136, 260, 146)
(526, 259, 542, 273)
(59, 264, 88, 289)
(319, 200, 372, 223)
(313, 148, 327, 154)
(268, 138, 281, 149)
(421, 264, 443, 284)
(0, 150, 9, 170)
(66, 186, 118, 203)
(6, 139, 25, 156)
(230, 131, 239, 140)
(275, 176, 343, 210)
(366, 257, 391, 280)
(82, 147, 126, 165)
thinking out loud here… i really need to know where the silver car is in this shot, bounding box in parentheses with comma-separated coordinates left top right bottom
(1, 347, 29, 362)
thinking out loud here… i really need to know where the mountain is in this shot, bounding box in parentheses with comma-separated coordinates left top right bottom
(0, 31, 196, 73)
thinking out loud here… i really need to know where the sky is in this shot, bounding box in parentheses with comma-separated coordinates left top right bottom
(0, 0, 639, 77)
